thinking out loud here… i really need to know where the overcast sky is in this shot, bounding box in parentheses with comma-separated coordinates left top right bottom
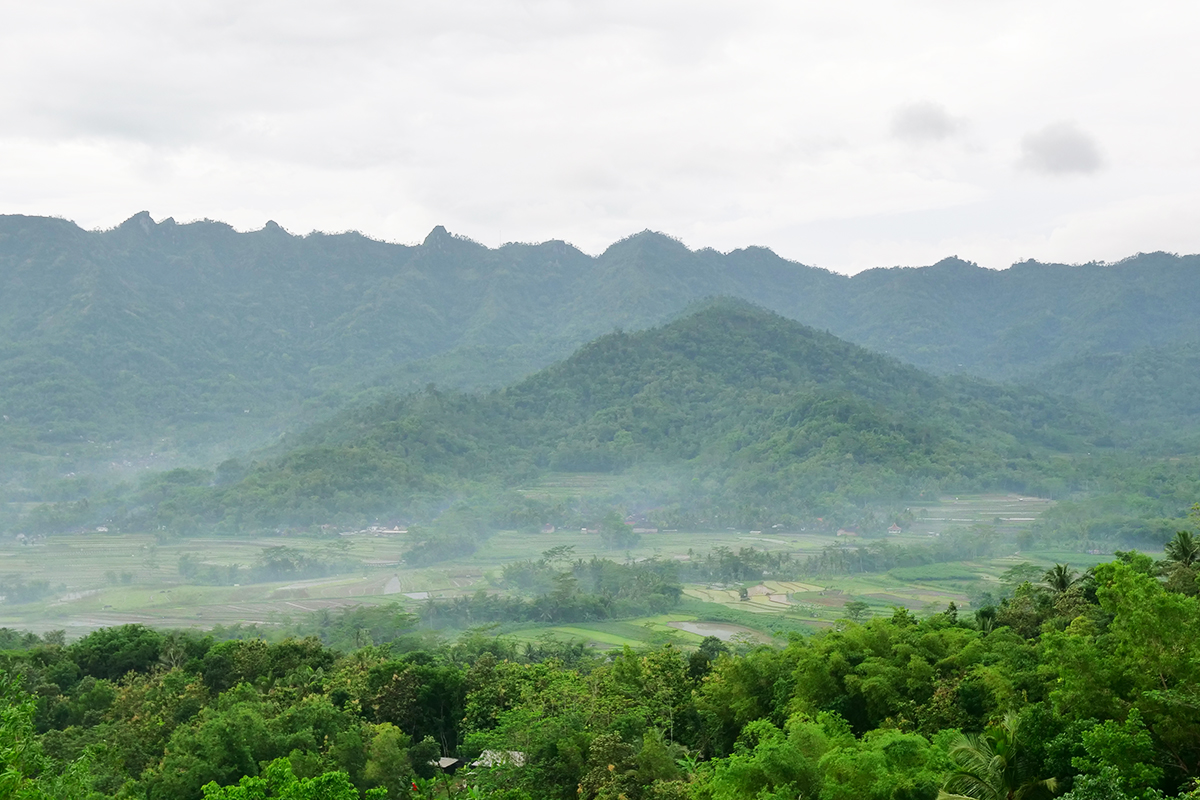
(2, 1, 1198, 273)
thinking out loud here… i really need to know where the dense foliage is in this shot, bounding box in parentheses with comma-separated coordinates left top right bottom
(58, 303, 1118, 536)
(422, 555, 684, 627)
(2, 548, 1200, 799)
(1032, 341, 1200, 444)
(4, 213, 1200, 514)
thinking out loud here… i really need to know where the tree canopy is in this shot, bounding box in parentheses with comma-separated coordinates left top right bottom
(2, 546, 1199, 799)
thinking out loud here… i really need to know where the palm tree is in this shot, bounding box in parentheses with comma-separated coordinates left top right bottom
(158, 632, 189, 670)
(1164, 531, 1199, 569)
(938, 712, 1058, 800)
(1042, 564, 1076, 594)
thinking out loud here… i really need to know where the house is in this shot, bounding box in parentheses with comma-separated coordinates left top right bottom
(836, 528, 859, 538)
(471, 750, 526, 768)
(541, 524, 556, 534)
(888, 524, 902, 535)
(431, 757, 462, 773)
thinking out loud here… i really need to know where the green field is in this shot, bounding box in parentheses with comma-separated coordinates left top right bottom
(0, 492, 1122, 645)
(504, 613, 777, 651)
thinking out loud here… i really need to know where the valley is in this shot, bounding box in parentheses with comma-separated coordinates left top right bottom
(3, 493, 1088, 650)
(2, 216, 1199, 800)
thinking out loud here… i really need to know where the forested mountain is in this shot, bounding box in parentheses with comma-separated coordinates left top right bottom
(2, 211, 1198, 497)
(797, 252, 1200, 377)
(102, 302, 1112, 534)
(5, 217, 1200, 800)
(1032, 341, 1200, 440)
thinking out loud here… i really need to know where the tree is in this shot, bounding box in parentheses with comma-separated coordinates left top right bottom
(1162, 527, 1200, 597)
(199, 757, 380, 799)
(1, 673, 40, 800)
(598, 512, 639, 551)
(1043, 564, 1077, 594)
(705, 719, 823, 800)
(362, 723, 413, 798)
(938, 712, 1057, 800)
(1067, 709, 1163, 799)
(1047, 562, 1200, 780)
(68, 624, 164, 680)
(975, 606, 998, 634)
(1164, 531, 1199, 569)
(843, 600, 870, 623)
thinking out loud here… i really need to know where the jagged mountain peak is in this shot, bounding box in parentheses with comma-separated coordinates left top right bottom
(116, 210, 157, 234)
(423, 224, 452, 246)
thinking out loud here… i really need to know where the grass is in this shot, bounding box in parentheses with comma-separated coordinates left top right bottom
(888, 565, 985, 581)
(533, 626, 649, 648)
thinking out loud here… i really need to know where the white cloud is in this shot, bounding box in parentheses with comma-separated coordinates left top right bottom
(0, 1, 1197, 271)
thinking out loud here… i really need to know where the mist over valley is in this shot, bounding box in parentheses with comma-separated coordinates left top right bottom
(3, 213, 1200, 799)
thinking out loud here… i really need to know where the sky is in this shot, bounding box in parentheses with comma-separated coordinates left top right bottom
(1, 1, 1198, 274)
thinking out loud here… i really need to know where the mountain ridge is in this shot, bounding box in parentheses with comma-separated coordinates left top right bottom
(1, 211, 1197, 501)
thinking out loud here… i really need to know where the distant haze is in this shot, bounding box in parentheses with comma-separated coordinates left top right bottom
(2, 2, 1199, 273)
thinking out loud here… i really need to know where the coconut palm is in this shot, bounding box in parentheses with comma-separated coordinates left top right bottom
(1164, 530, 1199, 569)
(1042, 563, 1077, 594)
(974, 606, 997, 634)
(938, 712, 1058, 800)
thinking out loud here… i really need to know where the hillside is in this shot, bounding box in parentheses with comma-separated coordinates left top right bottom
(1031, 341, 1200, 442)
(91, 302, 1113, 534)
(2, 212, 1198, 502)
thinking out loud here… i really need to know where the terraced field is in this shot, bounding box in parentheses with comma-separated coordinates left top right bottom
(0, 531, 488, 636)
(1, 492, 1112, 645)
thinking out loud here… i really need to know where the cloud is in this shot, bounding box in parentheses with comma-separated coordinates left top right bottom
(0, 2, 1197, 271)
(890, 101, 959, 144)
(1017, 122, 1103, 176)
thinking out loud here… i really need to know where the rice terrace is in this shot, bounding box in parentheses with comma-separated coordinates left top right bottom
(3, 493, 1083, 646)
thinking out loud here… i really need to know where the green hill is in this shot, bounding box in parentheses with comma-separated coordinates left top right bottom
(95, 302, 1112, 534)
(1030, 341, 1200, 441)
(3, 212, 1199, 508)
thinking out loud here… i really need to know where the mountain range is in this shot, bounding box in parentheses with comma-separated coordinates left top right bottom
(2, 211, 1198, 509)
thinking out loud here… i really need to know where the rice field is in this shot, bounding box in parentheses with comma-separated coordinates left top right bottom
(0, 491, 1117, 645)
(506, 614, 774, 651)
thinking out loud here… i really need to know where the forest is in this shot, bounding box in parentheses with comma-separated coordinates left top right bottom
(5, 213, 1200, 515)
(5, 216, 1200, 800)
(19, 301, 1129, 539)
(2, 541, 1199, 799)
